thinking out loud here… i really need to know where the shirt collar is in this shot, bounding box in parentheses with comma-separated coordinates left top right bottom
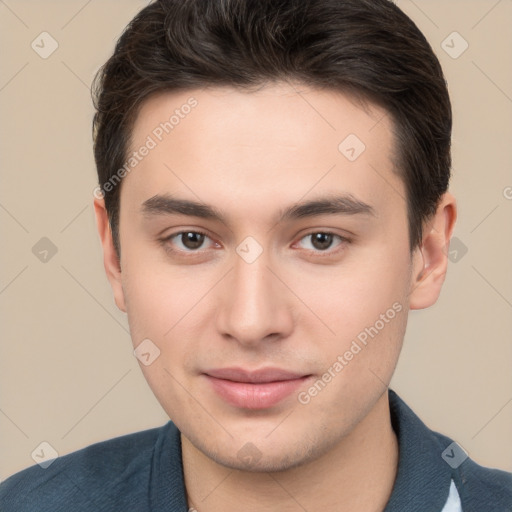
(384, 388, 453, 512)
(152, 388, 454, 511)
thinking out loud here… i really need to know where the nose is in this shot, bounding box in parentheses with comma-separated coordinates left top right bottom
(215, 249, 295, 347)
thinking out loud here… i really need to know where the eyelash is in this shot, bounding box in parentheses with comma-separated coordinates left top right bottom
(160, 230, 350, 258)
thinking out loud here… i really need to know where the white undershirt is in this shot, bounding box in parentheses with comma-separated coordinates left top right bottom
(440, 480, 463, 512)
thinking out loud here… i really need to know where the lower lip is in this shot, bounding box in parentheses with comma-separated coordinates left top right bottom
(205, 375, 312, 410)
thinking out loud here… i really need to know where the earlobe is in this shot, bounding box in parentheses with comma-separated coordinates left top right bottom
(409, 192, 457, 310)
(93, 198, 127, 312)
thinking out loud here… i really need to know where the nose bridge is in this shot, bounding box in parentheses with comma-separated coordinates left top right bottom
(215, 244, 293, 345)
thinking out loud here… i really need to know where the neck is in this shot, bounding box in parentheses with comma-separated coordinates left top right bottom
(181, 391, 398, 512)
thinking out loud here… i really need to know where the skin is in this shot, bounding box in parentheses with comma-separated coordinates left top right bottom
(95, 82, 456, 512)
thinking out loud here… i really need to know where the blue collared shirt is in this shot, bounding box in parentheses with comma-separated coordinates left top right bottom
(1, 389, 511, 511)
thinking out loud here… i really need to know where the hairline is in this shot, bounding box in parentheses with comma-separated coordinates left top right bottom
(106, 82, 423, 259)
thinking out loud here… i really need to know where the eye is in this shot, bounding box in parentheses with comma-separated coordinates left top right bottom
(296, 231, 347, 254)
(163, 230, 216, 252)
(161, 230, 349, 256)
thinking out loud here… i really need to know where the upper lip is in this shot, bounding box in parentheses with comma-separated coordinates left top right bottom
(205, 367, 309, 383)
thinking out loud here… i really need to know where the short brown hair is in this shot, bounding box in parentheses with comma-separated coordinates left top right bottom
(92, 0, 452, 256)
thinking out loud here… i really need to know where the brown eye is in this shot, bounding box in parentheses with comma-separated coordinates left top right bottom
(310, 233, 334, 251)
(165, 231, 212, 252)
(180, 232, 205, 250)
(295, 231, 348, 255)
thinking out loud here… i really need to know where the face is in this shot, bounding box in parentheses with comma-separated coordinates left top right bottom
(104, 83, 421, 471)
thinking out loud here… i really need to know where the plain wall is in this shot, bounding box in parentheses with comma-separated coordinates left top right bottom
(1, 0, 511, 479)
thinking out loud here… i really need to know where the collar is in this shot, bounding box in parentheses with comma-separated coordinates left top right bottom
(384, 388, 453, 511)
(150, 388, 453, 511)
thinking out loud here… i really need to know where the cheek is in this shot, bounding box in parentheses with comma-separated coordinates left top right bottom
(121, 262, 203, 419)
(287, 245, 411, 340)
(121, 256, 217, 397)
(121, 250, 207, 341)
(122, 233, 412, 353)
(288, 244, 412, 391)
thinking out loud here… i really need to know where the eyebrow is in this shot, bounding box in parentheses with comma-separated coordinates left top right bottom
(141, 193, 375, 226)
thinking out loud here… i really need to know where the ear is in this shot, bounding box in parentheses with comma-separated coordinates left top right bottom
(409, 192, 457, 310)
(93, 197, 126, 312)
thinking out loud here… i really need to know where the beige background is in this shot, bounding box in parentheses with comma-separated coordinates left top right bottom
(1, 0, 511, 480)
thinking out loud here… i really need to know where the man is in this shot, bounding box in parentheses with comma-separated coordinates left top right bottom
(1, 0, 511, 511)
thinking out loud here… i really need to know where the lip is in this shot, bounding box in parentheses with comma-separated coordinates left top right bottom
(204, 367, 312, 410)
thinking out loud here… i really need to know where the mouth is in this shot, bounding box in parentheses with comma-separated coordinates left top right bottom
(203, 367, 313, 410)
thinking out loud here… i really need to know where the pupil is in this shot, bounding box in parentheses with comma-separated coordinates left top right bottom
(312, 233, 332, 250)
(183, 232, 204, 249)
(180, 233, 333, 251)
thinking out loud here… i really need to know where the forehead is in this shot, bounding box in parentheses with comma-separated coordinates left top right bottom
(123, 83, 404, 227)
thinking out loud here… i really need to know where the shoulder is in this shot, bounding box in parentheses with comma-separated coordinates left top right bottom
(0, 422, 172, 512)
(387, 389, 512, 511)
(453, 454, 512, 511)
(427, 426, 512, 510)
